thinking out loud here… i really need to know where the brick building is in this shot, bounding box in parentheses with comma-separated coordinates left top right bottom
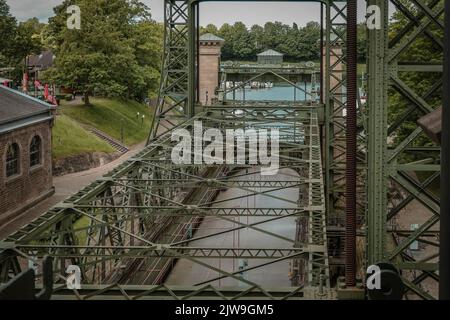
(199, 33, 224, 105)
(0, 86, 55, 225)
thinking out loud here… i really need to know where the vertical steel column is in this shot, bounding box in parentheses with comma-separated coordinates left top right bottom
(320, 2, 324, 104)
(367, 0, 388, 266)
(345, 0, 357, 287)
(196, 3, 200, 103)
(187, 1, 196, 117)
(324, 2, 333, 220)
(148, 0, 190, 140)
(440, 0, 450, 301)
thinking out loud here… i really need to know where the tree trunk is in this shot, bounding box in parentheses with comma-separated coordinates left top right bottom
(84, 92, 90, 106)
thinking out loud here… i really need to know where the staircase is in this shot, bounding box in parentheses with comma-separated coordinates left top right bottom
(86, 126, 130, 154)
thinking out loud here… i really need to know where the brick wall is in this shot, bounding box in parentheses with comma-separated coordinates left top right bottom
(199, 43, 222, 105)
(0, 121, 54, 222)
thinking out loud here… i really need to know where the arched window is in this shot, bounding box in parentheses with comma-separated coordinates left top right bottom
(30, 136, 42, 167)
(6, 143, 20, 177)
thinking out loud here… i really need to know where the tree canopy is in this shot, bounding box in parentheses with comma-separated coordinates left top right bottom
(202, 21, 322, 62)
(43, 0, 163, 105)
(0, 0, 43, 80)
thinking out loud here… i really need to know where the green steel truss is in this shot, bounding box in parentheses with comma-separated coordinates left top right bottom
(0, 104, 330, 299)
(0, 0, 341, 301)
(149, 0, 191, 140)
(366, 0, 443, 300)
(0, 0, 444, 300)
(324, 1, 367, 228)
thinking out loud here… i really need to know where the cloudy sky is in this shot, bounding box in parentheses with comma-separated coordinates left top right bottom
(7, 0, 381, 27)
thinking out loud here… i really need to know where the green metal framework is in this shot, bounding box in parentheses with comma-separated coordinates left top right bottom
(0, 0, 444, 300)
(0, 0, 340, 300)
(366, 0, 443, 300)
(0, 104, 330, 299)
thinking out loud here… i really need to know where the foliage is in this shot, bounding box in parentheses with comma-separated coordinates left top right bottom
(357, 23, 367, 63)
(202, 19, 372, 63)
(0, 0, 17, 67)
(0, 1, 44, 81)
(202, 21, 321, 62)
(43, 0, 163, 105)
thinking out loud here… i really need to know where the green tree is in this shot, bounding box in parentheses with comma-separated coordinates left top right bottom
(201, 23, 218, 35)
(262, 22, 289, 53)
(230, 22, 253, 60)
(44, 0, 158, 105)
(250, 24, 264, 56)
(14, 18, 45, 60)
(0, 0, 17, 66)
(357, 23, 367, 62)
(209, 20, 323, 62)
(131, 20, 163, 99)
(0, 2, 44, 82)
(297, 21, 320, 61)
(218, 23, 234, 60)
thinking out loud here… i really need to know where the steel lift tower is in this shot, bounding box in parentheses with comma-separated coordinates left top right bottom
(0, 0, 446, 300)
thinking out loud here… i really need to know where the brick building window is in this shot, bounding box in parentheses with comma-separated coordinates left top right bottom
(30, 136, 42, 167)
(6, 143, 20, 177)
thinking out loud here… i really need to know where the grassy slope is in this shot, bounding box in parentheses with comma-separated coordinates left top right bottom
(53, 115, 115, 159)
(60, 98, 152, 146)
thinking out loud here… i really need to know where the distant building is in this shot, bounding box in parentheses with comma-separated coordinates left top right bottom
(199, 33, 224, 105)
(0, 86, 55, 225)
(27, 51, 56, 81)
(257, 49, 284, 65)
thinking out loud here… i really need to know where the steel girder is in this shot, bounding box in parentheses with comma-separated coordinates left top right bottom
(367, 0, 443, 300)
(149, 0, 192, 141)
(0, 103, 330, 299)
(149, 1, 344, 137)
(45, 284, 311, 300)
(324, 1, 367, 229)
(5, 0, 442, 301)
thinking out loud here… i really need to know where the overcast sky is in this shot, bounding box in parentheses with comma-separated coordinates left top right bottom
(7, 0, 384, 27)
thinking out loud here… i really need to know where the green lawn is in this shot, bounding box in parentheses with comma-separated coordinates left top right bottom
(52, 115, 115, 159)
(60, 98, 153, 146)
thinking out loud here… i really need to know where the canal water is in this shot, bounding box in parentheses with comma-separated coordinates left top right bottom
(225, 83, 320, 102)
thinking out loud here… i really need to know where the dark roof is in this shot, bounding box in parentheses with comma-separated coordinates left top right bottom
(257, 49, 284, 57)
(0, 86, 54, 131)
(27, 50, 56, 71)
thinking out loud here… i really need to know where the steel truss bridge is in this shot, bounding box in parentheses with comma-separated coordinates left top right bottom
(0, 0, 446, 300)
